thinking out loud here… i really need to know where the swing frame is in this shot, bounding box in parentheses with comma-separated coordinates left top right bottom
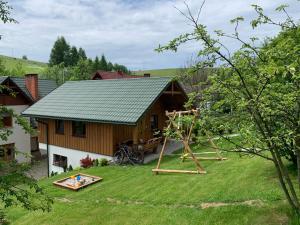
(152, 109, 227, 175)
(152, 109, 207, 175)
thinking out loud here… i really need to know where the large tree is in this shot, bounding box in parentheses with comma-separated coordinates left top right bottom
(99, 54, 108, 71)
(49, 36, 70, 66)
(0, 1, 52, 223)
(157, 2, 300, 214)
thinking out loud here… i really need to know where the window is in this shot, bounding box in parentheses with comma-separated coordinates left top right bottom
(55, 120, 64, 134)
(53, 154, 67, 168)
(72, 121, 86, 137)
(0, 143, 15, 161)
(1, 116, 12, 128)
(150, 115, 158, 130)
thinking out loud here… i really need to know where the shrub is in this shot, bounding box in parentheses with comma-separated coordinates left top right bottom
(99, 158, 108, 166)
(93, 159, 99, 167)
(50, 171, 58, 177)
(68, 165, 73, 171)
(80, 155, 94, 168)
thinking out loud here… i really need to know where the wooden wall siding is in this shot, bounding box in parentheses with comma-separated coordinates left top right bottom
(112, 98, 167, 151)
(38, 119, 114, 156)
(112, 124, 134, 149)
(0, 93, 29, 105)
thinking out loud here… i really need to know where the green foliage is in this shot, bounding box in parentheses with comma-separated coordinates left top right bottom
(68, 165, 73, 171)
(49, 36, 70, 66)
(157, 1, 300, 213)
(22, 55, 27, 60)
(78, 47, 87, 60)
(99, 158, 108, 166)
(0, 2, 53, 222)
(99, 54, 108, 71)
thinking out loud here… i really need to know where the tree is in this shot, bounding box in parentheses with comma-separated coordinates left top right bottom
(78, 47, 87, 60)
(107, 61, 113, 71)
(93, 56, 100, 72)
(0, 1, 52, 223)
(69, 46, 79, 66)
(157, 2, 300, 214)
(69, 59, 93, 80)
(49, 36, 70, 66)
(43, 63, 66, 85)
(99, 54, 108, 71)
(22, 55, 27, 60)
(113, 63, 130, 74)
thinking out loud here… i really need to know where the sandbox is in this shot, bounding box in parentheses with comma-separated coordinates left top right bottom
(53, 173, 103, 191)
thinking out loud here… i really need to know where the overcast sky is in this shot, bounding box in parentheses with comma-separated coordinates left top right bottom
(0, 0, 299, 70)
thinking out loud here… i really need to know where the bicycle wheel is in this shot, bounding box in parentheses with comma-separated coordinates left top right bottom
(130, 151, 144, 165)
(113, 150, 124, 165)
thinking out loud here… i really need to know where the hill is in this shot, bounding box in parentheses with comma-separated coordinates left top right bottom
(0, 55, 47, 74)
(133, 68, 181, 77)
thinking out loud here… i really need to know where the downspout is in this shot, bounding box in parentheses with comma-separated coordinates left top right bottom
(36, 119, 50, 177)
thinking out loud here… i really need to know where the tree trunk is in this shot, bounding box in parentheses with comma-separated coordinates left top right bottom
(295, 135, 300, 190)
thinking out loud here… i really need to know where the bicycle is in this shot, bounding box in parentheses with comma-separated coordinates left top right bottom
(114, 144, 144, 165)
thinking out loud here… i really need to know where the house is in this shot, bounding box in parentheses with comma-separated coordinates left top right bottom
(22, 77, 187, 174)
(91, 70, 144, 80)
(0, 74, 57, 163)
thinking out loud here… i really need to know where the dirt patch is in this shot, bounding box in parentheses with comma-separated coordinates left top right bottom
(201, 200, 264, 209)
(56, 197, 73, 203)
(105, 197, 264, 210)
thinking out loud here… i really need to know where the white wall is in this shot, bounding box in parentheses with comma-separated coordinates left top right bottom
(0, 105, 31, 163)
(39, 143, 112, 175)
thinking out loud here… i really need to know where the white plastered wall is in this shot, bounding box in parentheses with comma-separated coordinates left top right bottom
(39, 143, 112, 174)
(0, 105, 31, 163)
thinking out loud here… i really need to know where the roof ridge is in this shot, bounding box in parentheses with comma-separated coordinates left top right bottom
(66, 77, 172, 83)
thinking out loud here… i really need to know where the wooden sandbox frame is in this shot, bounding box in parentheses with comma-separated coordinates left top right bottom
(53, 173, 103, 191)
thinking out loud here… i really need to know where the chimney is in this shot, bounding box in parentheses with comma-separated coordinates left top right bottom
(25, 74, 39, 101)
(144, 73, 150, 77)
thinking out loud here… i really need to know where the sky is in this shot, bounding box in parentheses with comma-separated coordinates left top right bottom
(0, 0, 299, 70)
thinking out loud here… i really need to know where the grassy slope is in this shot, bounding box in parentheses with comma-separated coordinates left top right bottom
(6, 138, 298, 225)
(133, 68, 181, 77)
(0, 55, 47, 74)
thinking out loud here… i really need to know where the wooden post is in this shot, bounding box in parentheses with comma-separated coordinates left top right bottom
(133, 124, 139, 145)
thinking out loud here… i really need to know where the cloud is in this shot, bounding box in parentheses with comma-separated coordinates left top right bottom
(0, 0, 298, 70)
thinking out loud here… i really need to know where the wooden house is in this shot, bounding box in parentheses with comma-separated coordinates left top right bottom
(23, 77, 187, 174)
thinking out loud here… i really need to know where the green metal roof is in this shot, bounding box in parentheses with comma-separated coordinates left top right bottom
(10, 77, 57, 99)
(0, 76, 57, 100)
(22, 77, 173, 125)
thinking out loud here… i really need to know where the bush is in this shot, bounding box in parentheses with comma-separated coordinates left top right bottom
(99, 158, 108, 166)
(50, 171, 58, 177)
(80, 155, 94, 168)
(68, 165, 73, 171)
(93, 159, 99, 167)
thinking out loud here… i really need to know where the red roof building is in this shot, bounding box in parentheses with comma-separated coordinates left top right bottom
(91, 70, 143, 80)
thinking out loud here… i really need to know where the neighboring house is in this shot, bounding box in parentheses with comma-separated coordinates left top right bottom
(22, 77, 187, 174)
(91, 70, 146, 80)
(0, 74, 57, 163)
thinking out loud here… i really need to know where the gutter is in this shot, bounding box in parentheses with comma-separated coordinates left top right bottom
(36, 119, 50, 177)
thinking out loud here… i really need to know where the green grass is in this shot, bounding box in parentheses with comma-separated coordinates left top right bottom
(6, 138, 299, 225)
(0, 55, 47, 74)
(133, 68, 181, 77)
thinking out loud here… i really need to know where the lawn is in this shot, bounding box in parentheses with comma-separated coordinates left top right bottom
(133, 68, 181, 77)
(6, 138, 299, 225)
(0, 55, 47, 74)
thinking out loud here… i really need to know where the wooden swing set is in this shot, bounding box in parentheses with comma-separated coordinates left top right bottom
(152, 108, 226, 175)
